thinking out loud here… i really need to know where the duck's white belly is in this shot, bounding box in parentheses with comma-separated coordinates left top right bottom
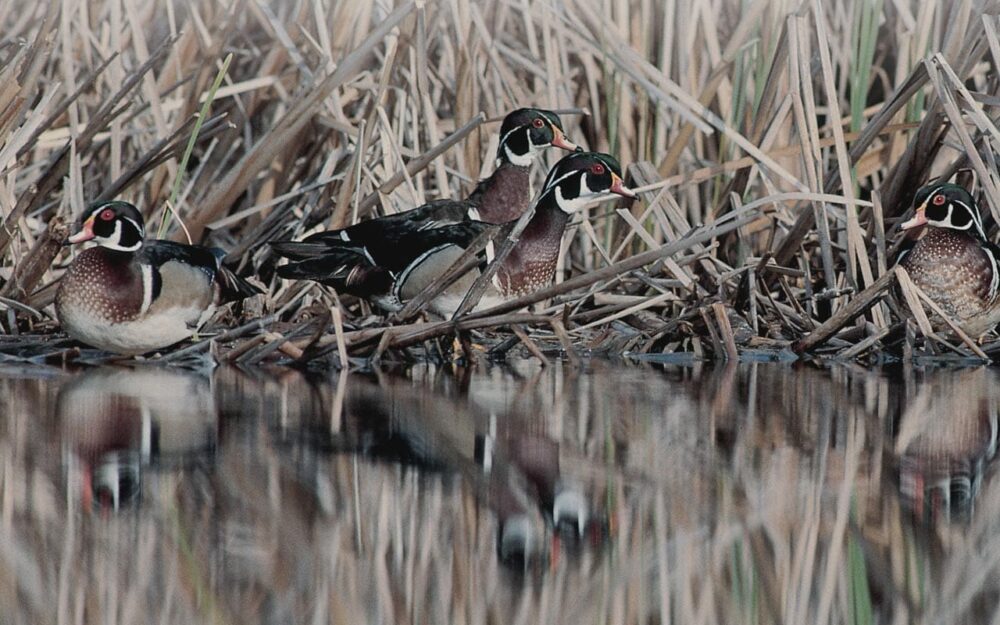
(427, 292, 507, 319)
(58, 302, 213, 355)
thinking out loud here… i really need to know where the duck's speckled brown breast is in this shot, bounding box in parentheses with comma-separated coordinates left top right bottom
(475, 163, 531, 223)
(901, 228, 997, 324)
(495, 206, 569, 298)
(56, 247, 145, 323)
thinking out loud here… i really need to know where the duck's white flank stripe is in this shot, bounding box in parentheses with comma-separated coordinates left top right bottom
(985, 246, 1000, 299)
(139, 264, 155, 314)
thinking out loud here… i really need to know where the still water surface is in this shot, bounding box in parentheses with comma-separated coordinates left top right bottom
(2, 360, 999, 624)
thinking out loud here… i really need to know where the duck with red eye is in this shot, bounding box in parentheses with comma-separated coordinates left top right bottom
(271, 108, 579, 270)
(897, 183, 1000, 337)
(56, 200, 261, 355)
(275, 151, 636, 317)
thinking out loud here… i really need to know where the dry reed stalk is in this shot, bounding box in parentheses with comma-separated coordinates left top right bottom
(182, 2, 418, 242)
(3, 0, 1000, 368)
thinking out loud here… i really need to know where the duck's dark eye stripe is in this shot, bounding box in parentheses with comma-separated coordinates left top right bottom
(503, 129, 529, 155)
(118, 219, 144, 248)
(561, 173, 582, 199)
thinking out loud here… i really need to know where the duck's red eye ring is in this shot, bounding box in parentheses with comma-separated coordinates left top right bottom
(590, 163, 606, 175)
(99, 208, 115, 221)
(932, 194, 946, 206)
(532, 118, 545, 128)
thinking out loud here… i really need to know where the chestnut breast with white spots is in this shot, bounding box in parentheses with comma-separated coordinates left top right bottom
(495, 207, 569, 298)
(901, 228, 1000, 334)
(476, 163, 532, 224)
(56, 247, 145, 323)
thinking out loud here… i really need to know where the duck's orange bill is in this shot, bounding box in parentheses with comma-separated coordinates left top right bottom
(67, 215, 97, 244)
(610, 174, 637, 199)
(900, 204, 928, 230)
(551, 128, 580, 152)
(550, 535, 561, 571)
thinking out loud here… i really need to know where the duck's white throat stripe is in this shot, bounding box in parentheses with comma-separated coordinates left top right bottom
(553, 173, 600, 213)
(501, 127, 536, 167)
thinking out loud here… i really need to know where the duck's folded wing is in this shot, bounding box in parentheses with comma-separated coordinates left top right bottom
(282, 199, 478, 266)
(141, 241, 261, 304)
(275, 245, 393, 297)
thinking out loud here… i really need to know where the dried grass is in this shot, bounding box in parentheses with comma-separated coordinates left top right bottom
(2, 1, 1000, 367)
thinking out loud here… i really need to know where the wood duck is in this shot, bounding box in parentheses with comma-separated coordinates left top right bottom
(895, 370, 999, 522)
(59, 367, 217, 510)
(477, 420, 608, 554)
(274, 151, 635, 317)
(55, 200, 261, 355)
(343, 380, 595, 571)
(271, 108, 578, 271)
(897, 183, 1000, 337)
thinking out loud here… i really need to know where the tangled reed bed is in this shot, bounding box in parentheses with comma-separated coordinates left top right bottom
(1, 0, 999, 367)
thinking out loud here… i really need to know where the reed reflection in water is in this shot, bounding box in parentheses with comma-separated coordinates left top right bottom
(1, 361, 999, 624)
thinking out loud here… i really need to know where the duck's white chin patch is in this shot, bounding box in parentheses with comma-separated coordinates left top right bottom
(555, 175, 600, 213)
(504, 143, 536, 167)
(500, 126, 539, 167)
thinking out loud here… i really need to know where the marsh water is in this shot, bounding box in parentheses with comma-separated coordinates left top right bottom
(2, 359, 999, 624)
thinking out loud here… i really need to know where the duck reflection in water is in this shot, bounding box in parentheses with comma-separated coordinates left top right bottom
(271, 370, 613, 573)
(674, 362, 1000, 525)
(346, 380, 611, 572)
(58, 367, 218, 512)
(894, 369, 1000, 523)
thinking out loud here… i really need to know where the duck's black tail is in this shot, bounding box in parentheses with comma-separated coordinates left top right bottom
(216, 265, 263, 302)
(207, 248, 262, 303)
(274, 246, 393, 298)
